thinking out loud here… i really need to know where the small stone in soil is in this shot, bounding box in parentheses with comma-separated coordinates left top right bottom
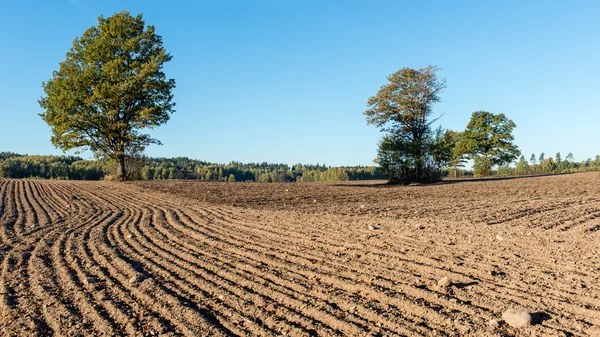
(501, 308, 532, 328)
(129, 274, 143, 284)
(438, 277, 452, 288)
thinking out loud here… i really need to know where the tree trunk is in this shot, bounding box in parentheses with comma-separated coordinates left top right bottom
(117, 155, 126, 180)
(415, 159, 422, 183)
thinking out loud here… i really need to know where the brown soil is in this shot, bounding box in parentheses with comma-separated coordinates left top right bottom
(1, 173, 599, 336)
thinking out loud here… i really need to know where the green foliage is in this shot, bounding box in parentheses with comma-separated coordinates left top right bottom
(102, 153, 147, 180)
(5, 150, 600, 181)
(141, 166, 152, 180)
(515, 155, 530, 175)
(375, 134, 442, 184)
(566, 153, 574, 162)
(459, 111, 520, 177)
(0, 154, 102, 180)
(433, 129, 467, 178)
(472, 157, 491, 178)
(496, 164, 513, 177)
(299, 167, 349, 182)
(540, 157, 557, 173)
(0, 152, 23, 161)
(519, 152, 579, 174)
(431, 127, 452, 167)
(365, 66, 447, 184)
(39, 11, 175, 179)
(474, 152, 600, 177)
(0, 153, 382, 182)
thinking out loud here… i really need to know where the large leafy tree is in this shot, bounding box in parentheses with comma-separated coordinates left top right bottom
(39, 11, 175, 180)
(365, 65, 446, 184)
(432, 129, 467, 178)
(459, 111, 520, 177)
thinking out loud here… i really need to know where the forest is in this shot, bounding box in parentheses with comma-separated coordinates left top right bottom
(0, 152, 383, 182)
(2, 151, 600, 182)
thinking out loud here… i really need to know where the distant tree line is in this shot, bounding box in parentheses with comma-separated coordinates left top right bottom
(125, 157, 384, 182)
(497, 152, 600, 177)
(0, 154, 104, 180)
(0, 152, 384, 182)
(438, 152, 600, 178)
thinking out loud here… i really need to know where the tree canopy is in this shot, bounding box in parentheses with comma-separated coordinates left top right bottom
(458, 111, 520, 177)
(39, 11, 175, 180)
(365, 65, 447, 184)
(434, 129, 467, 178)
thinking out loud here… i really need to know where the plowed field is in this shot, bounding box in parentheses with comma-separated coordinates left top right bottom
(1, 173, 599, 336)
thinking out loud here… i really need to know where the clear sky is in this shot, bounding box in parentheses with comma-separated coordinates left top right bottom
(1, 1, 598, 166)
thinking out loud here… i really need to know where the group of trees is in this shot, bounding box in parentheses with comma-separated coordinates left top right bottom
(365, 66, 448, 184)
(365, 66, 521, 183)
(29, 12, 599, 184)
(0, 152, 383, 182)
(363, 64, 600, 182)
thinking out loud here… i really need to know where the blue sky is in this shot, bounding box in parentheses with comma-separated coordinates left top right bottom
(0, 1, 598, 166)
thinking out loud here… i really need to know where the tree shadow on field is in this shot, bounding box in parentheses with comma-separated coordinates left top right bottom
(327, 182, 391, 188)
(328, 172, 577, 189)
(441, 172, 574, 185)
